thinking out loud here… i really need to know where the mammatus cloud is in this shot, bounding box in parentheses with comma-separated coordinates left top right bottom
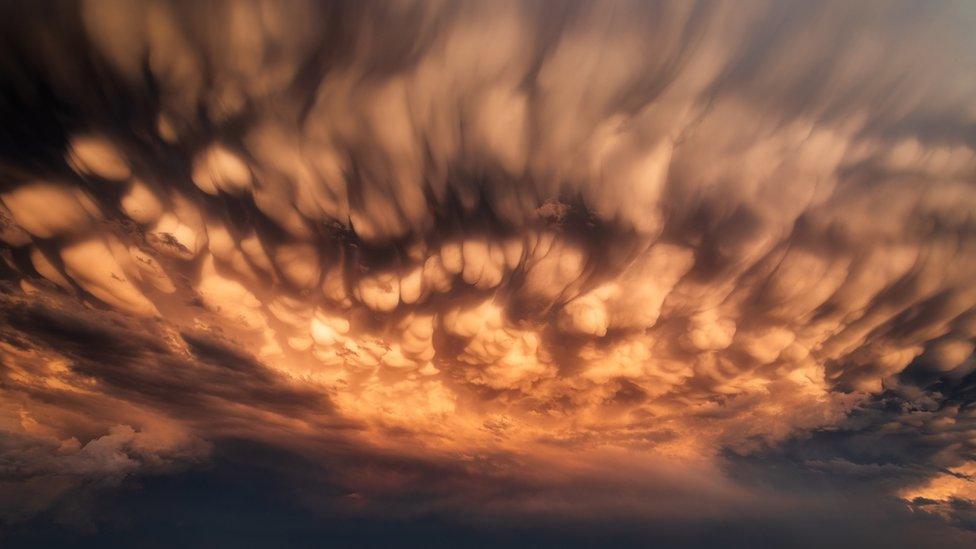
(0, 0, 975, 544)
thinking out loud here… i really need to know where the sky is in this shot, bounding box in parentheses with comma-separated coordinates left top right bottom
(1, 0, 976, 547)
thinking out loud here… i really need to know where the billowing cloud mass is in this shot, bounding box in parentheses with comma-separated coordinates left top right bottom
(1, 0, 976, 545)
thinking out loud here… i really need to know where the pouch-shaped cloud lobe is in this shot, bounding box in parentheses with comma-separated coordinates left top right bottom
(1, 0, 975, 545)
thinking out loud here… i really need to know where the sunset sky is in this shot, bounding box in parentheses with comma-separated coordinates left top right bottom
(1, 1, 976, 547)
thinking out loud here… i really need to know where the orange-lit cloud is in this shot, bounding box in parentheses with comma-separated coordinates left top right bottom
(0, 0, 975, 542)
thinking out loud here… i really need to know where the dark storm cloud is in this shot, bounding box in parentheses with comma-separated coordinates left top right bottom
(6, 437, 976, 549)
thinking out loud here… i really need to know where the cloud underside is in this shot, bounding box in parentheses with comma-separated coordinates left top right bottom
(0, 0, 975, 539)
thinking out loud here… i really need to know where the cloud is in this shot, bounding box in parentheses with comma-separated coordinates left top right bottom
(0, 0, 974, 542)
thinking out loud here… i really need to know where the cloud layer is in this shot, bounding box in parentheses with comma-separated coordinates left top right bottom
(0, 0, 975, 542)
